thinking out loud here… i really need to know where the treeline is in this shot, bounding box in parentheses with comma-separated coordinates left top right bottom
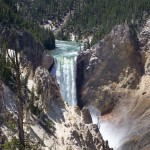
(17, 0, 75, 23)
(0, 0, 55, 50)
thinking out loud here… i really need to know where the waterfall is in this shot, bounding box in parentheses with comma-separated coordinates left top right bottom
(54, 55, 77, 106)
(50, 40, 81, 106)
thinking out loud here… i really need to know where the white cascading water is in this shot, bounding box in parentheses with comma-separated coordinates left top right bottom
(50, 40, 82, 106)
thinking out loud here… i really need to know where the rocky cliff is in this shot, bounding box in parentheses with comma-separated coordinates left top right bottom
(77, 23, 142, 114)
(118, 18, 150, 150)
(77, 19, 150, 149)
(0, 26, 53, 71)
(33, 67, 112, 150)
(0, 66, 111, 150)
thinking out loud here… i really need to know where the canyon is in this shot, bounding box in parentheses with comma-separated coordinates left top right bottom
(0, 27, 111, 149)
(1, 18, 150, 149)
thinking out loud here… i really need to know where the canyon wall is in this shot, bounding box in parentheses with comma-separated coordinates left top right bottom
(77, 23, 142, 114)
(77, 19, 150, 149)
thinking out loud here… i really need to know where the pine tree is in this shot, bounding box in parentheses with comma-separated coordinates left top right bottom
(0, 33, 25, 149)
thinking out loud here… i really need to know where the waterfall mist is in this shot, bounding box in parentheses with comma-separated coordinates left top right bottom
(88, 105, 128, 150)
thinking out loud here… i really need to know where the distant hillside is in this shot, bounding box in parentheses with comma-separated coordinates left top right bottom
(1, 0, 150, 46)
(64, 0, 150, 44)
(17, 0, 75, 23)
(16, 0, 150, 45)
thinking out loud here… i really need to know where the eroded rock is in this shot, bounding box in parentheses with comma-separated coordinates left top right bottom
(77, 23, 142, 114)
(81, 107, 92, 124)
(42, 53, 54, 70)
(0, 27, 44, 71)
(34, 67, 65, 121)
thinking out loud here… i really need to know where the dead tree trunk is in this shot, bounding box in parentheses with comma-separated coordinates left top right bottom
(15, 49, 25, 149)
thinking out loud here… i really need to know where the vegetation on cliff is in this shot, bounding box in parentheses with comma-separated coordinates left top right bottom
(66, 0, 150, 44)
(0, 42, 55, 149)
(15, 0, 75, 23)
(0, 0, 55, 50)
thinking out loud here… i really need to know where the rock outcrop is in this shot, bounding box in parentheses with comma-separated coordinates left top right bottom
(42, 53, 54, 70)
(54, 104, 112, 150)
(33, 67, 65, 122)
(77, 23, 142, 114)
(62, 122, 109, 150)
(32, 67, 111, 150)
(117, 18, 150, 150)
(0, 26, 54, 72)
(81, 107, 92, 124)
